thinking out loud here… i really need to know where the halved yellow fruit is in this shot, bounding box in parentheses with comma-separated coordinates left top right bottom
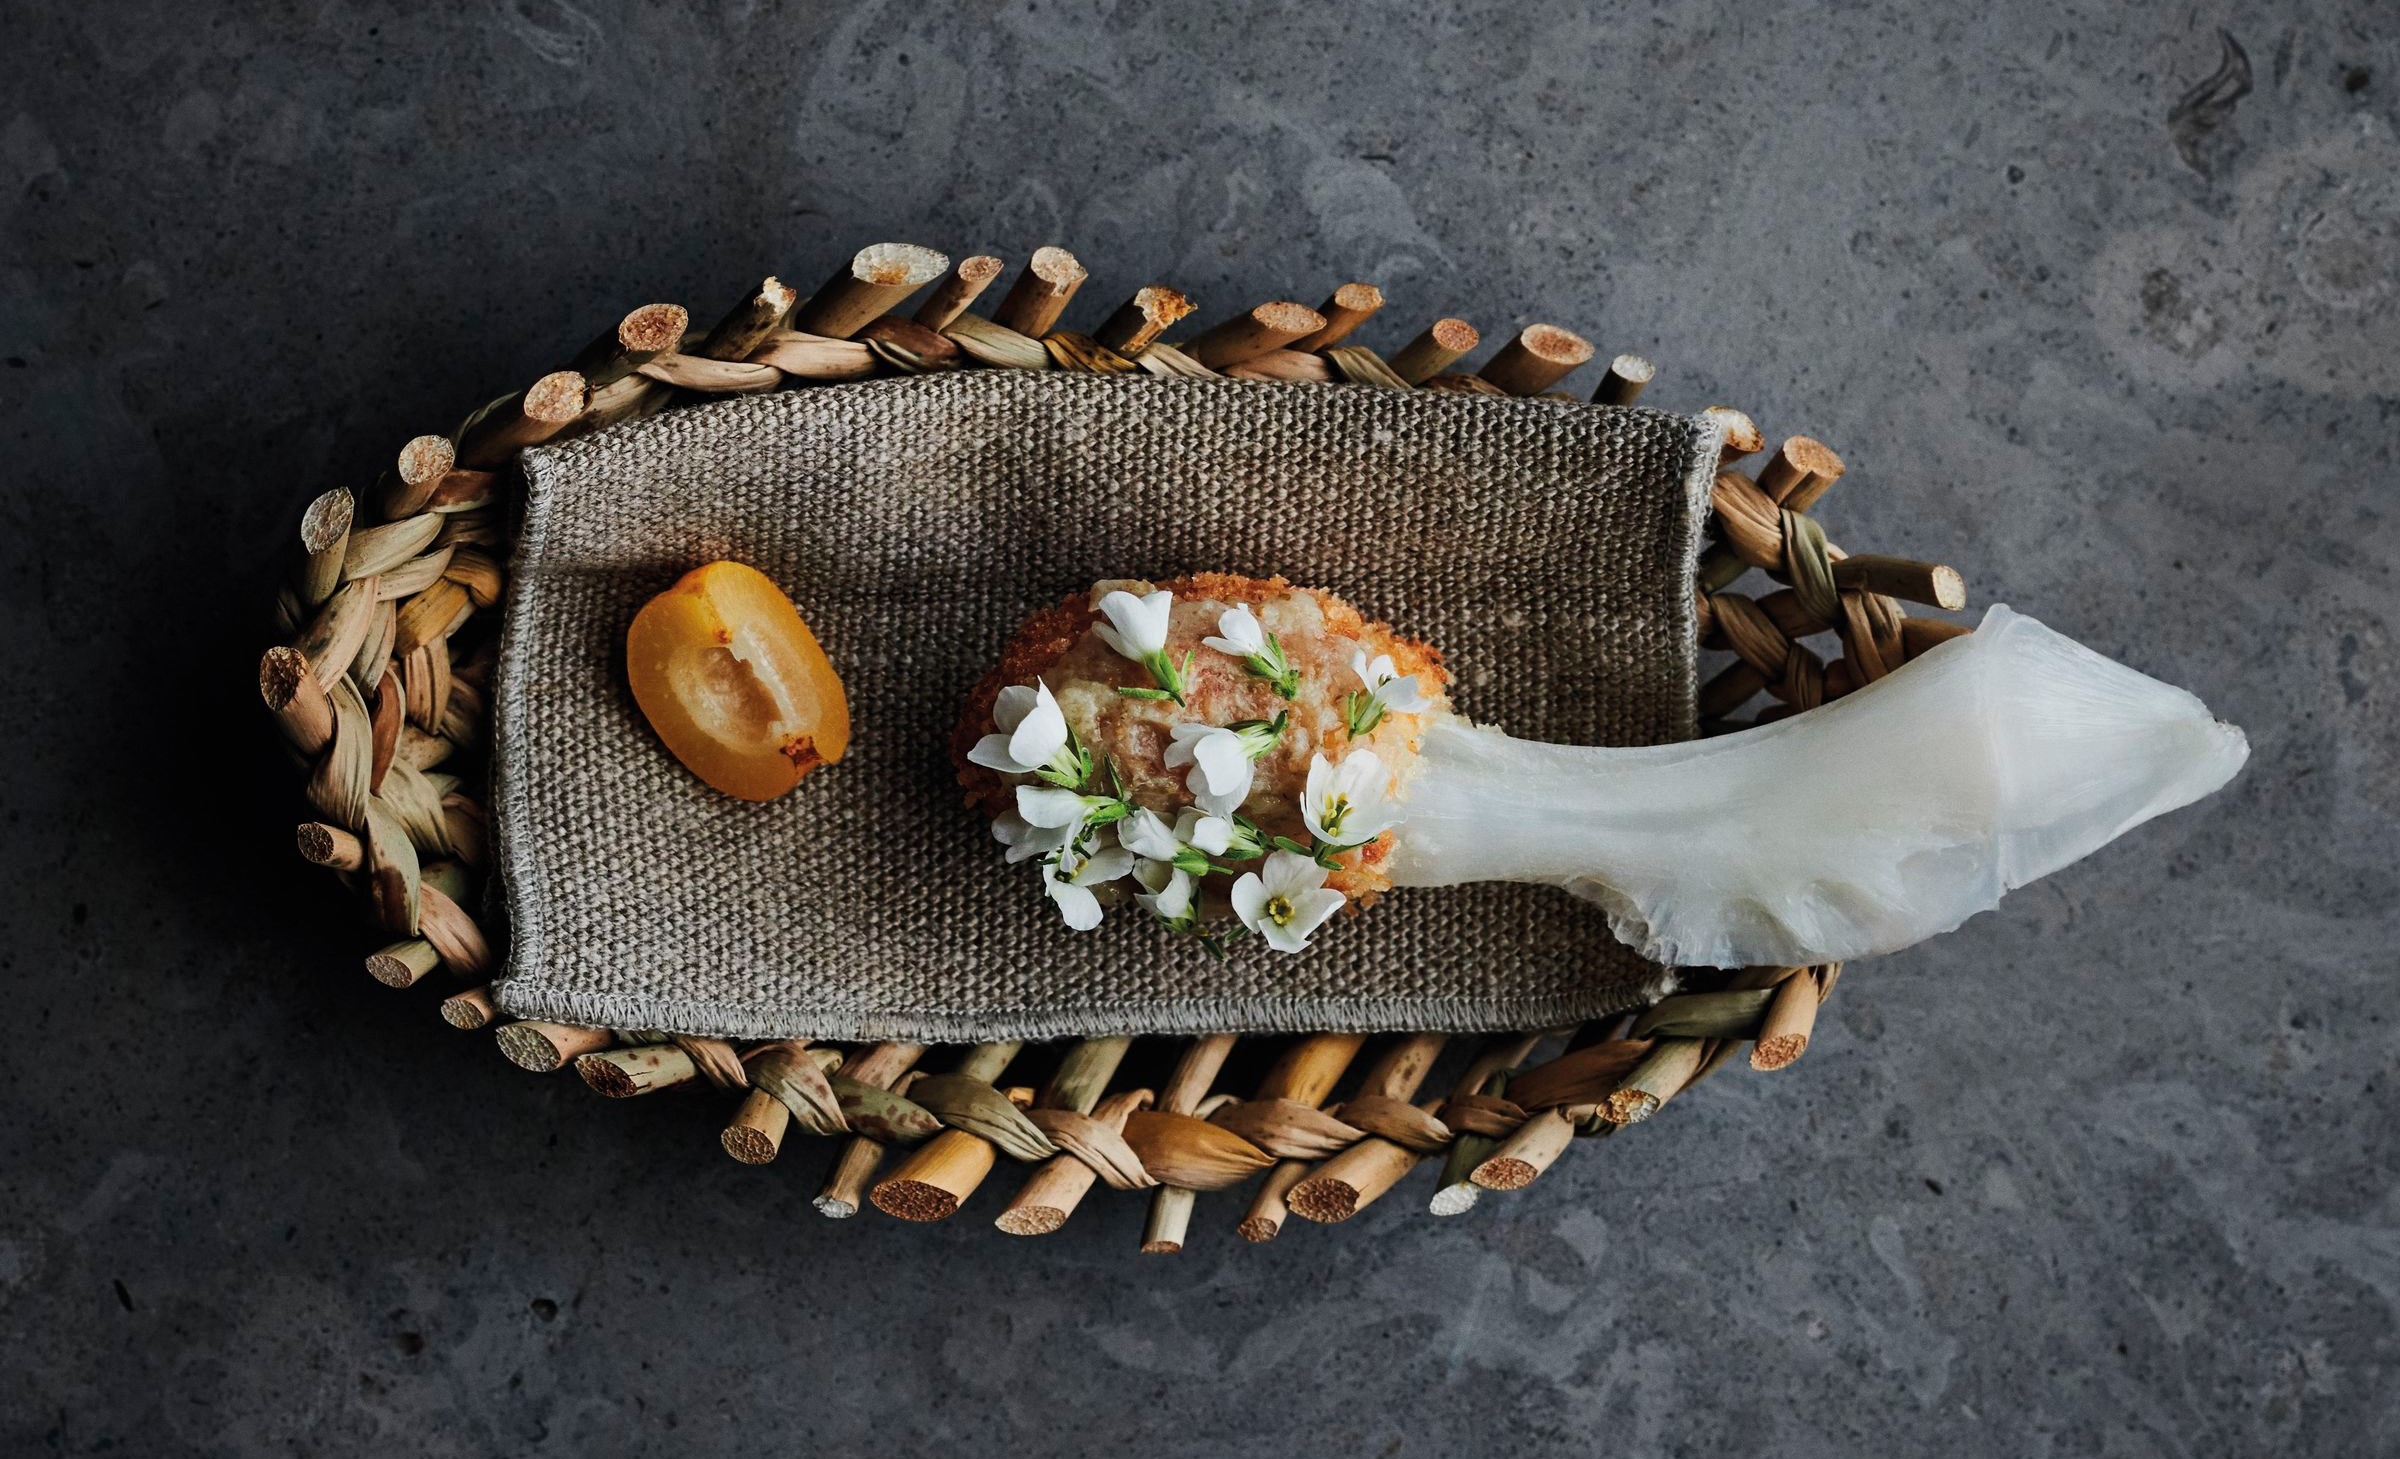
(626, 561, 850, 801)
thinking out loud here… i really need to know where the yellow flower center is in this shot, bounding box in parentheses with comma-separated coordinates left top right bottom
(1321, 793, 1352, 839)
(1264, 894, 1296, 925)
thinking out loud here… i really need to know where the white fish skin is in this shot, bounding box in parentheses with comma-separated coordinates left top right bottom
(1383, 606, 2249, 968)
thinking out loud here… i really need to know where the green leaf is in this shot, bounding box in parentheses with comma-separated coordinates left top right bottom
(1115, 686, 1175, 701)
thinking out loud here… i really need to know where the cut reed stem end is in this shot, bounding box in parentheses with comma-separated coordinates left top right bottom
(439, 986, 494, 1030)
(994, 1205, 1068, 1237)
(493, 1021, 609, 1073)
(1478, 324, 1595, 396)
(1284, 1177, 1362, 1224)
(1703, 406, 1766, 460)
(1389, 317, 1479, 385)
(793, 244, 946, 339)
(1093, 285, 1197, 357)
(870, 1179, 962, 1222)
(1188, 301, 1327, 369)
(1593, 353, 1656, 406)
(993, 246, 1088, 338)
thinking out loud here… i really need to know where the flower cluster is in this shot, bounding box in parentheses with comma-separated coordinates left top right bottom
(983, 587, 1412, 957)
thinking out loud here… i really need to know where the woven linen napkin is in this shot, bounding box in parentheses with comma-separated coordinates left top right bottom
(491, 372, 1719, 1042)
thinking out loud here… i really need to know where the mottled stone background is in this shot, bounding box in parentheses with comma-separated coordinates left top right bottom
(2, 2, 2392, 1454)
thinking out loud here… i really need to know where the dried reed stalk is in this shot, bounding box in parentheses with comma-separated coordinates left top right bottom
(1830, 555, 1965, 611)
(1388, 318, 1478, 384)
(457, 371, 588, 468)
(376, 547, 455, 601)
(1629, 987, 1777, 1040)
(1187, 302, 1326, 370)
(1501, 1036, 1655, 1112)
(493, 1021, 611, 1073)
(1603, 1038, 1708, 1124)
(1469, 1104, 1578, 1191)
(991, 1037, 1136, 1235)
(742, 330, 878, 381)
(1139, 1034, 1239, 1253)
(1092, 285, 1195, 358)
(1291, 282, 1384, 352)
(577, 1043, 699, 1097)
(1430, 1068, 1522, 1214)
(364, 939, 438, 988)
(377, 435, 457, 518)
(869, 1042, 1019, 1221)
(792, 244, 947, 339)
(295, 820, 361, 870)
(1477, 324, 1594, 396)
(261, 647, 333, 753)
(941, 313, 1051, 371)
(635, 354, 782, 393)
(343, 515, 441, 582)
(1223, 349, 1334, 384)
(439, 985, 495, 1030)
(1323, 346, 1411, 390)
(1234, 1033, 1368, 1242)
(992, 246, 1088, 338)
(1704, 406, 1765, 461)
(1751, 963, 1839, 1070)
(697, 278, 798, 361)
(1121, 1110, 1273, 1191)
(443, 548, 502, 610)
(806, 1041, 926, 1214)
(297, 489, 354, 607)
(1592, 353, 1656, 406)
(1757, 435, 1846, 511)
(574, 302, 690, 388)
(1001, 1087, 1154, 1236)
(1040, 332, 1137, 374)
(1285, 1033, 1449, 1224)
(914, 255, 1005, 330)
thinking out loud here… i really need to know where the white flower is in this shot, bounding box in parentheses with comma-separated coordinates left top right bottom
(1166, 722, 1255, 817)
(1302, 750, 1402, 848)
(992, 809, 1074, 865)
(1174, 807, 1234, 856)
(1017, 784, 1113, 829)
(1132, 855, 1178, 895)
(1202, 604, 1267, 658)
(1230, 850, 1348, 954)
(1117, 807, 1187, 863)
(1119, 805, 1237, 872)
(1093, 589, 1174, 661)
(967, 679, 1070, 777)
(1134, 862, 1199, 927)
(1041, 841, 1134, 932)
(1351, 648, 1431, 715)
(1204, 604, 1300, 698)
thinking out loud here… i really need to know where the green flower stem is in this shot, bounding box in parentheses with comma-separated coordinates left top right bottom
(1241, 635, 1301, 699)
(1140, 649, 1192, 704)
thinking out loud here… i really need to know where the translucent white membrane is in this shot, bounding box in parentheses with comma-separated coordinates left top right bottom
(1384, 606, 2248, 968)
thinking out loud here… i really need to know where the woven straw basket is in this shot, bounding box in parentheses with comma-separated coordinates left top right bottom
(259, 242, 1971, 1248)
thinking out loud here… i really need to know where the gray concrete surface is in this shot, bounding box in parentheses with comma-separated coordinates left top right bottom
(3, 2, 2393, 1454)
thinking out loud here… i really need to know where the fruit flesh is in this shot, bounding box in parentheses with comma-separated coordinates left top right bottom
(626, 561, 849, 801)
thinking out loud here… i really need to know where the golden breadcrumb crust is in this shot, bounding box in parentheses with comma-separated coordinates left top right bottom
(953, 574, 1447, 904)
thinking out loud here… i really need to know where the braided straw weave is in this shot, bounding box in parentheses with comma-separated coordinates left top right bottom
(260, 242, 1972, 1246)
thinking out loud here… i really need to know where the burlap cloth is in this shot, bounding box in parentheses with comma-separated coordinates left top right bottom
(491, 372, 1720, 1042)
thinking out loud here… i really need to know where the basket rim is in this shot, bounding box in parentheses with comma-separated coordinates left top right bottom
(261, 244, 1966, 1244)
